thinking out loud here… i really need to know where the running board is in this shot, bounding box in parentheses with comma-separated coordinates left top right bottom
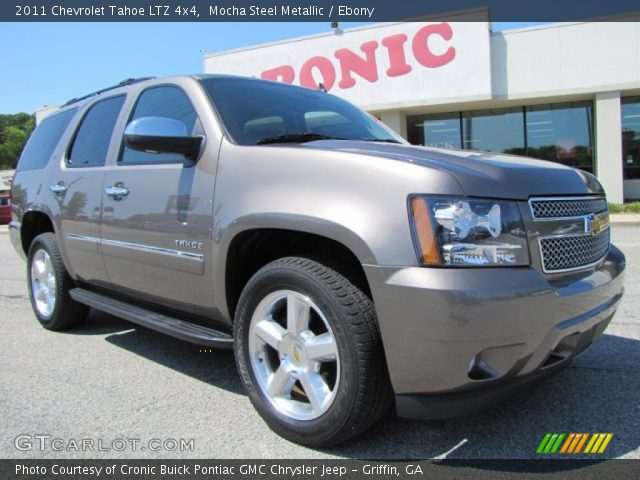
(69, 288, 233, 348)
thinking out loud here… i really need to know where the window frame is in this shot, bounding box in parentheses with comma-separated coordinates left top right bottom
(64, 94, 127, 169)
(117, 83, 202, 167)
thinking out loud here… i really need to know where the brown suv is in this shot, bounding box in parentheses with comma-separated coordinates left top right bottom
(10, 75, 625, 446)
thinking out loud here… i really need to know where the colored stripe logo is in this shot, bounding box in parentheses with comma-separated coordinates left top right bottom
(537, 433, 613, 454)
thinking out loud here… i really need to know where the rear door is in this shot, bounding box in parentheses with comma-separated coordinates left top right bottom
(50, 95, 126, 284)
(100, 83, 216, 315)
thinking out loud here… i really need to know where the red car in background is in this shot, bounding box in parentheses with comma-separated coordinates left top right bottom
(0, 192, 10, 225)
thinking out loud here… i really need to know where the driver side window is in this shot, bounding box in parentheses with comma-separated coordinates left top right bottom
(121, 86, 200, 165)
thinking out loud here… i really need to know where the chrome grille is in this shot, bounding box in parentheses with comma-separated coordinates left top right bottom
(531, 196, 610, 273)
(530, 197, 607, 218)
(540, 230, 610, 272)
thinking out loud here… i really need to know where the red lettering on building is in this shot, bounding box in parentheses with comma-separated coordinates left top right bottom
(259, 23, 456, 91)
(335, 41, 379, 89)
(381, 34, 412, 77)
(299, 56, 336, 90)
(261, 65, 295, 84)
(412, 23, 456, 68)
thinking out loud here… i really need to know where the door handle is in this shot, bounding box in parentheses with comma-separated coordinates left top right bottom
(49, 183, 68, 195)
(105, 185, 129, 200)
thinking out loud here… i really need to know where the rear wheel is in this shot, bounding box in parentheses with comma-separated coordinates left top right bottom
(27, 232, 88, 330)
(234, 257, 392, 447)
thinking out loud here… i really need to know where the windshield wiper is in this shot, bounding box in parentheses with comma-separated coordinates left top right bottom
(362, 138, 402, 144)
(256, 133, 346, 145)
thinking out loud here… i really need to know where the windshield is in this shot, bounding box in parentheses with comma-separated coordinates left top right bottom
(199, 77, 406, 146)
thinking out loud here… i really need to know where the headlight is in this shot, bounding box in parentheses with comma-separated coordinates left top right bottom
(409, 196, 529, 267)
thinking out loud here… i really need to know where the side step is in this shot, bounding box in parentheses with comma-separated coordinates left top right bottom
(69, 288, 233, 348)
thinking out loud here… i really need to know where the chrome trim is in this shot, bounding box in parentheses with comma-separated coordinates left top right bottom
(528, 196, 607, 221)
(49, 184, 68, 194)
(101, 238, 204, 260)
(537, 228, 610, 274)
(65, 234, 204, 260)
(66, 233, 99, 243)
(105, 186, 130, 198)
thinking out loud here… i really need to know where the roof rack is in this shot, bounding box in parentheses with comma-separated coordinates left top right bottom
(62, 77, 155, 107)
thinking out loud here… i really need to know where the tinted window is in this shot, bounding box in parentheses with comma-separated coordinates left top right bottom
(526, 102, 594, 173)
(199, 77, 403, 146)
(17, 108, 77, 171)
(243, 115, 285, 144)
(407, 112, 462, 148)
(121, 86, 199, 164)
(622, 96, 640, 180)
(463, 107, 525, 155)
(68, 96, 125, 167)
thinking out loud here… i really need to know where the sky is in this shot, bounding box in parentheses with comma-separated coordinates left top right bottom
(0, 22, 544, 114)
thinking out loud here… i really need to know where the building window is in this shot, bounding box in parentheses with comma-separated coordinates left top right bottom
(622, 96, 640, 180)
(462, 107, 525, 154)
(405, 101, 594, 174)
(525, 101, 594, 173)
(407, 112, 461, 149)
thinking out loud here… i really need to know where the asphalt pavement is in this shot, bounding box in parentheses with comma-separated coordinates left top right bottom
(1, 226, 638, 459)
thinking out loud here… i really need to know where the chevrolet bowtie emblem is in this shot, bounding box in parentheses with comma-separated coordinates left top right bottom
(584, 212, 609, 236)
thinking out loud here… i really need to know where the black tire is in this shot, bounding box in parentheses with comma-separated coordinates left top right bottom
(234, 257, 393, 447)
(26, 232, 88, 330)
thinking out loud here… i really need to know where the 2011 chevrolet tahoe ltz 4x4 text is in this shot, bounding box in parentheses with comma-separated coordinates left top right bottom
(9, 75, 625, 447)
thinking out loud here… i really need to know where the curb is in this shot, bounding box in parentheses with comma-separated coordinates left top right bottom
(609, 214, 640, 226)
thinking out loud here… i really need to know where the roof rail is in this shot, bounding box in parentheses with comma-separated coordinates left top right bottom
(61, 77, 155, 107)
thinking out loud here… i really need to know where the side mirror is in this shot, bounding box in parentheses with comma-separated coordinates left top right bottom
(124, 117, 202, 159)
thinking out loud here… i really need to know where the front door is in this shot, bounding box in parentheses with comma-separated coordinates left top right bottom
(100, 85, 215, 315)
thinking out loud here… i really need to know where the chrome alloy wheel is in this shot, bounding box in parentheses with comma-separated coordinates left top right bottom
(248, 290, 340, 421)
(30, 248, 57, 318)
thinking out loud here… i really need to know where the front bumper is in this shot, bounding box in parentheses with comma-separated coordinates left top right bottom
(364, 245, 625, 419)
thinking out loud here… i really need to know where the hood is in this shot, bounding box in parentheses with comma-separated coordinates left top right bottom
(298, 141, 604, 200)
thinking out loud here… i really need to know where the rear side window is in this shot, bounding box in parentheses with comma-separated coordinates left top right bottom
(68, 95, 126, 167)
(121, 86, 199, 165)
(16, 108, 77, 171)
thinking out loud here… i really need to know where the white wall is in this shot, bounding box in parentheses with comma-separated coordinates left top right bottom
(595, 92, 624, 203)
(490, 22, 640, 100)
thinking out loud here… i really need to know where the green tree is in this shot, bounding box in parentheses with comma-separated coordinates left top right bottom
(0, 113, 35, 169)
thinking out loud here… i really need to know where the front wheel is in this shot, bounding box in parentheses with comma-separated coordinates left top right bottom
(234, 257, 392, 447)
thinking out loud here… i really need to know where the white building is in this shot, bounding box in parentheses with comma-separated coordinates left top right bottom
(204, 13, 640, 202)
(34, 104, 62, 125)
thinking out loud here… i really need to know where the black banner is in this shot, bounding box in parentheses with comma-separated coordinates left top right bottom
(2, 459, 640, 480)
(2, 0, 640, 22)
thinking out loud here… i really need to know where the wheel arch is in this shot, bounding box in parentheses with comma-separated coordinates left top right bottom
(219, 217, 376, 322)
(20, 210, 56, 256)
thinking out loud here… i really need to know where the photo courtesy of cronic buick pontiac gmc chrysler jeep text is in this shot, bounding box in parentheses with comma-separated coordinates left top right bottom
(9, 75, 625, 447)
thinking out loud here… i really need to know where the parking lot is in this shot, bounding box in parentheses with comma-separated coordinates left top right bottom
(1, 225, 638, 459)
